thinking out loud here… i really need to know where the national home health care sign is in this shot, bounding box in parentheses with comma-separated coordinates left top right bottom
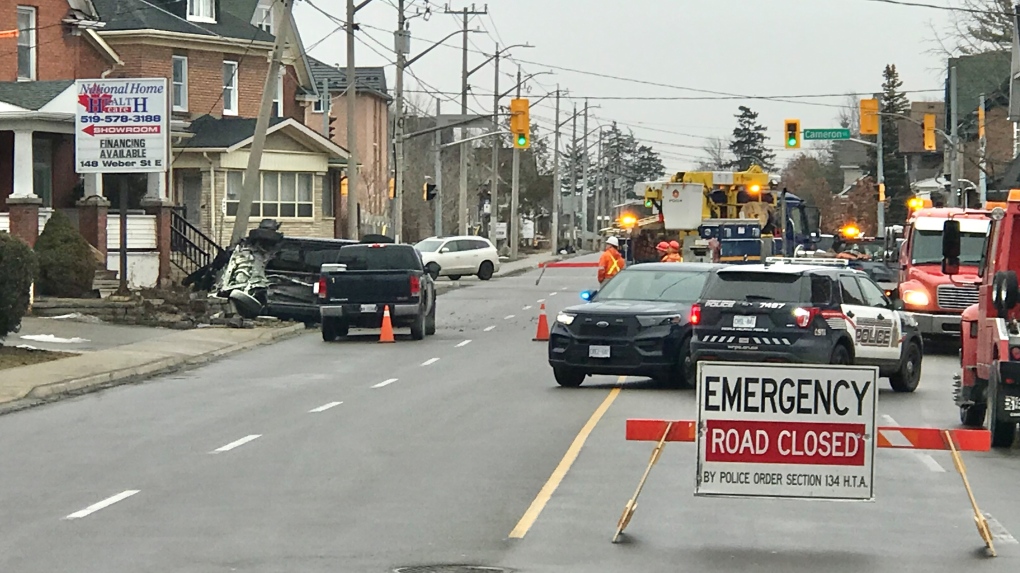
(75, 78, 169, 174)
(695, 362, 878, 501)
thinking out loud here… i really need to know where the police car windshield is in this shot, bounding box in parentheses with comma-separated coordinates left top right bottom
(706, 272, 812, 303)
(912, 230, 983, 265)
(598, 269, 709, 303)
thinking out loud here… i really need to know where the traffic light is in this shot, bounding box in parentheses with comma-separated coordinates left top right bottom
(510, 98, 530, 149)
(878, 183, 886, 202)
(860, 98, 879, 135)
(922, 113, 936, 151)
(328, 115, 338, 140)
(784, 119, 801, 149)
(423, 180, 437, 201)
(388, 177, 395, 200)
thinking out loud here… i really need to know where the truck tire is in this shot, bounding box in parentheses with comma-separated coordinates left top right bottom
(477, 260, 494, 281)
(988, 374, 1017, 448)
(960, 404, 986, 427)
(321, 318, 338, 342)
(410, 311, 426, 340)
(425, 300, 436, 335)
(889, 341, 922, 393)
(553, 367, 585, 387)
(993, 271, 1019, 315)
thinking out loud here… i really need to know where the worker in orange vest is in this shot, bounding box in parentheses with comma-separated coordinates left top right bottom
(662, 240, 683, 262)
(598, 236, 626, 286)
(655, 241, 670, 261)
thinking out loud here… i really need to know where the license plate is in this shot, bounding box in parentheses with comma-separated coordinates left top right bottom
(360, 304, 378, 313)
(733, 315, 756, 328)
(589, 345, 611, 359)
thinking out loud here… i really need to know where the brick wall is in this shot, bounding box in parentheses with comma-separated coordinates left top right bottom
(962, 106, 1013, 185)
(0, 1, 109, 82)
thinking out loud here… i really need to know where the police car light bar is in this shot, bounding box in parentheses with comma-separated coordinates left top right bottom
(765, 257, 849, 268)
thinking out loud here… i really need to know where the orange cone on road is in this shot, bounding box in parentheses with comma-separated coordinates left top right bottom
(533, 303, 550, 341)
(379, 305, 395, 343)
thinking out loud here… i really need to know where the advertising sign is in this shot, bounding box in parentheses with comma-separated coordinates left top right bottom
(75, 78, 169, 174)
(496, 222, 508, 240)
(660, 183, 703, 230)
(695, 362, 878, 501)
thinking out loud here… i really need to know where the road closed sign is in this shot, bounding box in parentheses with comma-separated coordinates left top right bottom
(695, 362, 878, 501)
(75, 78, 169, 174)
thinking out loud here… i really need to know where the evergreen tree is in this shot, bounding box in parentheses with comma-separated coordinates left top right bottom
(726, 106, 776, 172)
(868, 64, 911, 226)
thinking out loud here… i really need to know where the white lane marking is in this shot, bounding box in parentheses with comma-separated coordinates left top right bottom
(504, 314, 515, 320)
(65, 490, 139, 520)
(456, 340, 472, 348)
(537, 299, 545, 303)
(549, 292, 558, 297)
(915, 453, 946, 473)
(523, 305, 532, 310)
(560, 287, 568, 291)
(881, 414, 898, 426)
(308, 401, 343, 413)
(484, 325, 496, 332)
(372, 378, 398, 388)
(211, 434, 262, 453)
(984, 513, 1020, 544)
(421, 357, 440, 366)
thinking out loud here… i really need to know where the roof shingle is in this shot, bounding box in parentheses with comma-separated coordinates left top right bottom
(0, 80, 75, 110)
(90, 0, 274, 42)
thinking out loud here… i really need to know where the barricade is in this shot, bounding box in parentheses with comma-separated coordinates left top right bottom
(613, 361, 998, 557)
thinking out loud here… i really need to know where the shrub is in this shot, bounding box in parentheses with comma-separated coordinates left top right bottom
(35, 211, 96, 298)
(0, 231, 38, 340)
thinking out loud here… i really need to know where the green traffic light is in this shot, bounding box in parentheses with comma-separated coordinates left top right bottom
(516, 134, 527, 146)
(644, 199, 652, 208)
(787, 136, 797, 146)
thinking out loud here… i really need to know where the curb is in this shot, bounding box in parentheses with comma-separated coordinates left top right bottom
(0, 323, 307, 416)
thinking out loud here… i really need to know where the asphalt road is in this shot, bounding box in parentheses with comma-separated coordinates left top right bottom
(2, 256, 1019, 573)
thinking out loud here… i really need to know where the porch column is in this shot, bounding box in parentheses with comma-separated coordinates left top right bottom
(8, 129, 41, 247)
(142, 172, 172, 287)
(83, 173, 104, 197)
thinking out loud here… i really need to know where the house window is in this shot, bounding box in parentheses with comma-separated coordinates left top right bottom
(313, 94, 326, 113)
(323, 173, 335, 217)
(254, 4, 274, 33)
(172, 56, 188, 112)
(187, 0, 215, 22)
(226, 171, 314, 218)
(17, 6, 36, 81)
(271, 71, 284, 117)
(222, 61, 238, 116)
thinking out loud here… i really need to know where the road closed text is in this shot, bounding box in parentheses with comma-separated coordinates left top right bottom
(705, 420, 865, 465)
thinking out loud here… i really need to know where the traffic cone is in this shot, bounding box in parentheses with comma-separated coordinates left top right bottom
(379, 305, 395, 343)
(533, 303, 550, 341)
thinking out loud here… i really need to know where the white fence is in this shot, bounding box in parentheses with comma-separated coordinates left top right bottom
(0, 208, 53, 234)
(107, 213, 159, 289)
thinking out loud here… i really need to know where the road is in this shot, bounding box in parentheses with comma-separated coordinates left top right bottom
(1, 257, 1019, 573)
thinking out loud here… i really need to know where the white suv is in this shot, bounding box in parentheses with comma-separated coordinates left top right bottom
(414, 236, 500, 281)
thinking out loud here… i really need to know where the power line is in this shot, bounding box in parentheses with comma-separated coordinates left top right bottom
(850, 0, 1011, 15)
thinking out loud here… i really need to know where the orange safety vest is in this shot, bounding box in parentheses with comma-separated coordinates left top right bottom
(661, 253, 683, 263)
(598, 248, 625, 282)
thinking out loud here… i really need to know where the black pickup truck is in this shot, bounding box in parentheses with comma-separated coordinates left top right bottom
(317, 243, 437, 341)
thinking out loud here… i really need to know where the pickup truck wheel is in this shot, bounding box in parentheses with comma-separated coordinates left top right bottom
(410, 311, 426, 340)
(425, 262, 440, 280)
(321, 318, 338, 342)
(477, 260, 494, 281)
(960, 404, 986, 427)
(553, 367, 585, 387)
(889, 341, 921, 393)
(425, 303, 436, 335)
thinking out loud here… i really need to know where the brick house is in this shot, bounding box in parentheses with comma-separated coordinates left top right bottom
(0, 0, 348, 287)
(303, 58, 392, 236)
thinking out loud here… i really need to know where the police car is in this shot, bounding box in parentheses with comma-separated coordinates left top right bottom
(689, 258, 923, 392)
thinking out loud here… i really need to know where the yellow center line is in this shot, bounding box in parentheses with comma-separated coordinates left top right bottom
(509, 379, 624, 539)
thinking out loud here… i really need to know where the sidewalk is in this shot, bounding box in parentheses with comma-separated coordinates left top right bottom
(433, 250, 589, 293)
(0, 321, 304, 414)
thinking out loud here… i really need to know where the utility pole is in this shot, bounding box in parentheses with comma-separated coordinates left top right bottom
(594, 129, 603, 237)
(489, 42, 500, 245)
(581, 99, 589, 249)
(345, 0, 359, 239)
(569, 103, 577, 247)
(320, 78, 330, 137)
(979, 92, 987, 206)
(950, 65, 960, 208)
(434, 98, 443, 235)
(551, 87, 561, 255)
(231, 0, 294, 245)
(442, 4, 488, 235)
(510, 65, 522, 259)
(392, 0, 407, 242)
(876, 92, 885, 235)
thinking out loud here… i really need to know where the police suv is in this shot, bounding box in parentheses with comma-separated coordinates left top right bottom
(690, 258, 923, 392)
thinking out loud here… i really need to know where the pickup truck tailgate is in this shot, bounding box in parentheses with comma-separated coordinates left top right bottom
(325, 271, 416, 304)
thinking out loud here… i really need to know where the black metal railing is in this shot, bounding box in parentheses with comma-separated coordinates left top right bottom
(170, 209, 223, 276)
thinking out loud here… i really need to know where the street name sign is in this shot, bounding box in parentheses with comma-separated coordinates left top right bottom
(802, 128, 851, 141)
(75, 78, 169, 174)
(695, 361, 878, 501)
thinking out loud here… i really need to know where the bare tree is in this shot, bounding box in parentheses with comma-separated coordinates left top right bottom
(697, 136, 731, 170)
(838, 93, 861, 134)
(934, 0, 1014, 55)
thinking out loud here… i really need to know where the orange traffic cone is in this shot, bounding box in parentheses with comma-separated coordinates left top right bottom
(533, 303, 550, 341)
(379, 305, 395, 343)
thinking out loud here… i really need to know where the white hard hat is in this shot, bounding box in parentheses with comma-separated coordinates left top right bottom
(606, 236, 620, 247)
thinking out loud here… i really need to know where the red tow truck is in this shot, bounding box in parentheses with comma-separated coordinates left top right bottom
(951, 191, 1020, 447)
(896, 207, 990, 340)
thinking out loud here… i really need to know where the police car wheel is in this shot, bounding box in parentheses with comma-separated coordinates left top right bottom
(829, 344, 851, 365)
(678, 337, 696, 389)
(889, 341, 921, 393)
(553, 367, 586, 387)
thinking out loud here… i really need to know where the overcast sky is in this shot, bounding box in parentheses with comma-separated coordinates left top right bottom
(293, 0, 959, 173)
